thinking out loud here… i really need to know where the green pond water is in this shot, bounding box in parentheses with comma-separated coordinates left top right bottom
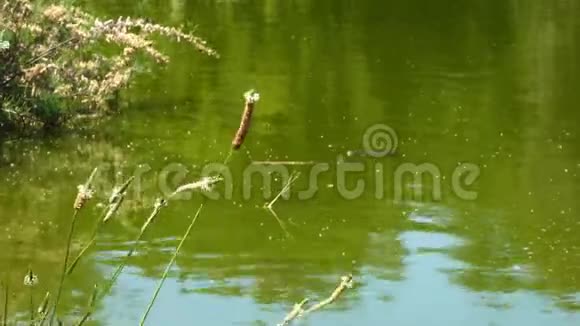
(1, 0, 579, 325)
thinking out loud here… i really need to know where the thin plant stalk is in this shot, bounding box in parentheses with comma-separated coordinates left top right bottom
(2, 282, 7, 326)
(29, 287, 34, 323)
(266, 171, 300, 209)
(140, 89, 258, 325)
(66, 236, 96, 276)
(51, 167, 98, 324)
(139, 202, 205, 325)
(302, 275, 353, 314)
(264, 171, 300, 238)
(66, 211, 104, 276)
(68, 176, 134, 276)
(100, 198, 166, 298)
(51, 209, 79, 324)
(37, 292, 50, 326)
(75, 285, 97, 326)
(99, 232, 142, 298)
(23, 269, 39, 323)
(277, 275, 353, 326)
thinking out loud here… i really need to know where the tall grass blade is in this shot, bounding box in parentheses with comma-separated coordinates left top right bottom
(76, 285, 97, 326)
(139, 202, 205, 325)
(100, 198, 166, 298)
(51, 168, 98, 324)
(2, 281, 7, 326)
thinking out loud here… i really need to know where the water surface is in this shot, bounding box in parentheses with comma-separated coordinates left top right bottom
(1, 0, 579, 325)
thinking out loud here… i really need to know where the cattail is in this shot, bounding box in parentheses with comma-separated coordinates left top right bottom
(232, 89, 260, 150)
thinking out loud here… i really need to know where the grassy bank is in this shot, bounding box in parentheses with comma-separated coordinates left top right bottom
(0, 0, 217, 134)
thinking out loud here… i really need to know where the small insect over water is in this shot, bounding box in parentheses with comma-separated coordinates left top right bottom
(232, 89, 260, 150)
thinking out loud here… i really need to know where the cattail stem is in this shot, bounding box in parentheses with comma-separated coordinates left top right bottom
(139, 202, 205, 326)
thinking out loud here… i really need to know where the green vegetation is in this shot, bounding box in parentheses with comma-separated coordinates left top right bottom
(0, 0, 217, 133)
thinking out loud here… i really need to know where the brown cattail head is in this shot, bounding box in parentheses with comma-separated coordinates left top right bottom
(232, 89, 260, 150)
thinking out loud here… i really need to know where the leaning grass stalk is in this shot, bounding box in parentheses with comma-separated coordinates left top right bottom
(139, 202, 205, 326)
(51, 168, 98, 324)
(67, 177, 135, 276)
(100, 198, 166, 298)
(2, 281, 7, 326)
(75, 285, 97, 326)
(266, 171, 300, 209)
(264, 172, 300, 238)
(277, 298, 309, 326)
(252, 161, 318, 166)
(37, 292, 50, 326)
(266, 207, 292, 239)
(66, 213, 102, 276)
(66, 236, 96, 276)
(277, 275, 353, 325)
(302, 275, 353, 314)
(51, 209, 79, 324)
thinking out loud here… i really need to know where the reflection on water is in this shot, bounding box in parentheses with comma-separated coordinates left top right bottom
(1, 0, 579, 324)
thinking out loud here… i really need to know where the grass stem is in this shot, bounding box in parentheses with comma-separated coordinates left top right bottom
(2, 282, 7, 326)
(51, 167, 98, 325)
(100, 198, 166, 298)
(139, 202, 205, 325)
(50, 209, 79, 324)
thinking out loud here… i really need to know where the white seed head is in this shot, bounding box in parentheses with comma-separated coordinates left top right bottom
(24, 270, 38, 287)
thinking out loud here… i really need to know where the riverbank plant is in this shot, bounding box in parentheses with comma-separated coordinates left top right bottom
(0, 0, 217, 133)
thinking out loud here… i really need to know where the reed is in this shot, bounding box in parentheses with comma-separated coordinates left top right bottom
(139, 175, 222, 324)
(67, 176, 135, 276)
(2, 281, 7, 326)
(100, 198, 167, 298)
(37, 292, 50, 325)
(264, 171, 300, 238)
(23, 268, 39, 323)
(139, 202, 205, 325)
(75, 285, 97, 326)
(51, 167, 98, 324)
(277, 275, 354, 326)
(139, 89, 260, 324)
